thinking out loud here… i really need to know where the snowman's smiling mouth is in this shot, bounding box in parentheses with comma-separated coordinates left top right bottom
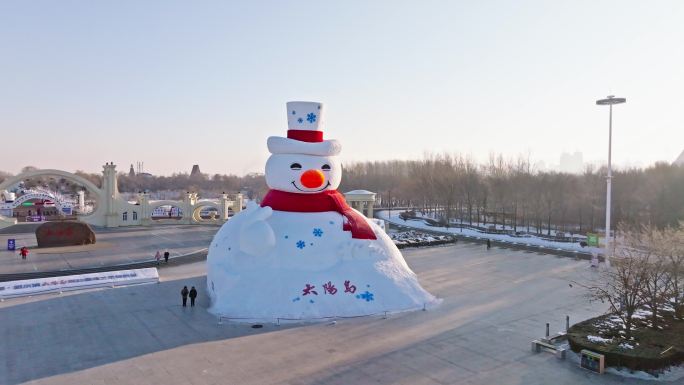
(291, 180, 331, 192)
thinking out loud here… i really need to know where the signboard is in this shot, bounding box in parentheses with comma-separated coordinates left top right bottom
(591, 253, 599, 268)
(580, 349, 605, 374)
(61, 206, 73, 215)
(586, 233, 599, 247)
(0, 268, 159, 299)
(7, 239, 15, 251)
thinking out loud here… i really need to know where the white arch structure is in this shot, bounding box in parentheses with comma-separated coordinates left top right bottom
(0, 163, 243, 229)
(191, 201, 223, 222)
(4, 191, 72, 212)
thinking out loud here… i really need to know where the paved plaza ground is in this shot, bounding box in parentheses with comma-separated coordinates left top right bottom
(0, 240, 661, 385)
(0, 224, 217, 274)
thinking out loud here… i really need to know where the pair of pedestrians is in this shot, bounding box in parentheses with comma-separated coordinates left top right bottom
(155, 250, 170, 265)
(181, 285, 198, 307)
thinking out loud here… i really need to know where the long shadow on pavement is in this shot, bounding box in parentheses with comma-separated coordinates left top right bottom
(0, 275, 297, 385)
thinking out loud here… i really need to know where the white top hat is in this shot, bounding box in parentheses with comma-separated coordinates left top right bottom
(267, 101, 341, 156)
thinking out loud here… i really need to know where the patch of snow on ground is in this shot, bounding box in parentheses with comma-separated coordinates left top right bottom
(587, 335, 613, 344)
(378, 210, 600, 254)
(619, 342, 635, 349)
(633, 308, 654, 319)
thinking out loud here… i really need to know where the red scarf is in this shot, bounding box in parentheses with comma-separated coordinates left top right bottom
(260, 189, 377, 240)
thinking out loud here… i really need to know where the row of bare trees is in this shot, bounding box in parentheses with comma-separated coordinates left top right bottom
(340, 154, 684, 234)
(115, 172, 267, 199)
(581, 225, 684, 339)
(3, 155, 683, 232)
(0, 167, 268, 200)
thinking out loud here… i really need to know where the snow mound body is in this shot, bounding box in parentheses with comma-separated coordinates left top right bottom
(206, 209, 439, 321)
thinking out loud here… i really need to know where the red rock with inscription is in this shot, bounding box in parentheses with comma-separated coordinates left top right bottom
(36, 221, 96, 247)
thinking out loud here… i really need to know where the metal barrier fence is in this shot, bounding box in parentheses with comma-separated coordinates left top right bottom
(217, 303, 430, 325)
(0, 248, 207, 283)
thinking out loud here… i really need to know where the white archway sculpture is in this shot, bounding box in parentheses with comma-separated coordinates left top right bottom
(6, 190, 71, 213)
(0, 163, 243, 229)
(191, 201, 222, 222)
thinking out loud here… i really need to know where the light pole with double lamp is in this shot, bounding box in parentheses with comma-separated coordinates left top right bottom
(596, 95, 626, 266)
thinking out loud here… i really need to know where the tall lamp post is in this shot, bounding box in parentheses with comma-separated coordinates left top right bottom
(596, 95, 626, 266)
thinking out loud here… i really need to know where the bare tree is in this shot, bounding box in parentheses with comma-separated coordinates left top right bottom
(0, 171, 12, 185)
(661, 226, 684, 320)
(617, 224, 670, 329)
(580, 228, 651, 339)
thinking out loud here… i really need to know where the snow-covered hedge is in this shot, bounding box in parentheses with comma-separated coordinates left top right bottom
(389, 230, 456, 249)
(567, 311, 684, 373)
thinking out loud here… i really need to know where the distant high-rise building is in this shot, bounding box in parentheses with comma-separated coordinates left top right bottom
(674, 150, 684, 166)
(191, 165, 202, 176)
(559, 151, 584, 174)
(129, 164, 135, 177)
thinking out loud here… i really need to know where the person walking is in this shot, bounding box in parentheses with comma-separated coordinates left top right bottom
(19, 246, 29, 260)
(189, 286, 198, 307)
(163, 250, 170, 264)
(181, 286, 189, 307)
(486, 238, 491, 250)
(155, 250, 161, 265)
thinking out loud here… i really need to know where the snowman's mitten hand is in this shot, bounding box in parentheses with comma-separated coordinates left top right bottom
(239, 206, 275, 257)
(249, 205, 273, 222)
(244, 200, 259, 211)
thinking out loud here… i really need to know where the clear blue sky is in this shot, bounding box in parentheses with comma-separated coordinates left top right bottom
(2, 1, 683, 175)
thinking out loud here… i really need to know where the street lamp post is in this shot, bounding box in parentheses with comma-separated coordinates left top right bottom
(596, 95, 626, 266)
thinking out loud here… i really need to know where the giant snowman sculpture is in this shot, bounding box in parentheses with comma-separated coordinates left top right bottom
(207, 101, 438, 321)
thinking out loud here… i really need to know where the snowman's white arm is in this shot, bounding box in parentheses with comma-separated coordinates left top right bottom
(245, 204, 273, 223)
(238, 205, 276, 257)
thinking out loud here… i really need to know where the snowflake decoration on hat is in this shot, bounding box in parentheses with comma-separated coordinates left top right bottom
(297, 117, 303, 124)
(296, 240, 306, 249)
(306, 113, 316, 123)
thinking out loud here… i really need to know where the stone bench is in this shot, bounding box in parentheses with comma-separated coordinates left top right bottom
(531, 339, 567, 359)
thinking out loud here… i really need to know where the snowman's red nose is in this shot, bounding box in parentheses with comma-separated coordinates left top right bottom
(300, 169, 325, 188)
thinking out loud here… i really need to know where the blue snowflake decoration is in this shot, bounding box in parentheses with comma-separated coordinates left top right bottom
(296, 240, 306, 249)
(356, 291, 374, 302)
(284, 235, 289, 239)
(313, 228, 323, 237)
(306, 113, 317, 123)
(292, 110, 296, 115)
(297, 117, 303, 124)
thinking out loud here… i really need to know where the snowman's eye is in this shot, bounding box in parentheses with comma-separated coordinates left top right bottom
(321, 164, 331, 171)
(290, 163, 302, 170)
